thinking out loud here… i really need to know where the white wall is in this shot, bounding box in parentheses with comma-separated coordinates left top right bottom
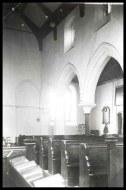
(90, 78, 123, 136)
(3, 29, 42, 137)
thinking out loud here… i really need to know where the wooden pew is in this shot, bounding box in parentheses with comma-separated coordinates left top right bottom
(38, 136, 49, 170)
(23, 138, 37, 163)
(24, 136, 48, 166)
(105, 139, 123, 187)
(39, 135, 87, 172)
(47, 135, 92, 175)
(48, 138, 62, 175)
(79, 142, 108, 187)
(79, 138, 123, 187)
(61, 136, 105, 187)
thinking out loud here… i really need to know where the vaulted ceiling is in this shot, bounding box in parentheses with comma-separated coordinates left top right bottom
(3, 3, 85, 50)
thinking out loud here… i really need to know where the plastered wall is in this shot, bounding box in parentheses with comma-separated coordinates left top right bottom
(3, 29, 42, 137)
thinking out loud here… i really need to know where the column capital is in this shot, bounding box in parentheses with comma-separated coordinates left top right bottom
(79, 103, 96, 114)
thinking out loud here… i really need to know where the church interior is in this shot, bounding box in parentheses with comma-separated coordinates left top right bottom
(3, 2, 123, 187)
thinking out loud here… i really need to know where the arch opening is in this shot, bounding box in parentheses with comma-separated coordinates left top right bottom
(63, 74, 85, 135)
(90, 57, 123, 136)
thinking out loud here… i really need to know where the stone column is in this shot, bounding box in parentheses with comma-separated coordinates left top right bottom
(80, 104, 96, 136)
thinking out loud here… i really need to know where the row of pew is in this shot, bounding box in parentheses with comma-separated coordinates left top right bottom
(24, 135, 123, 187)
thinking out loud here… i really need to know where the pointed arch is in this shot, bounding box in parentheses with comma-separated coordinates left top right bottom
(15, 79, 40, 107)
(81, 42, 123, 106)
(56, 62, 81, 96)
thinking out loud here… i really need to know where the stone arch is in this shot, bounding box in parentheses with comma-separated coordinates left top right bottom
(56, 62, 81, 97)
(15, 79, 40, 107)
(81, 42, 123, 109)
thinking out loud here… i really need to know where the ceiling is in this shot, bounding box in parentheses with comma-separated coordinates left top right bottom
(3, 3, 84, 50)
(97, 57, 123, 86)
(3, 3, 62, 32)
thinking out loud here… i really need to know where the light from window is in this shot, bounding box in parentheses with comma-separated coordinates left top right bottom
(103, 3, 112, 15)
(64, 15, 75, 53)
(108, 3, 112, 14)
(64, 90, 71, 121)
(49, 90, 56, 121)
(64, 84, 77, 125)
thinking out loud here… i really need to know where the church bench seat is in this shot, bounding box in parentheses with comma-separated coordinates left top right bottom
(61, 137, 105, 187)
(37, 136, 104, 176)
(105, 140, 123, 187)
(79, 142, 108, 187)
(39, 135, 91, 173)
(38, 137, 49, 170)
(79, 139, 123, 187)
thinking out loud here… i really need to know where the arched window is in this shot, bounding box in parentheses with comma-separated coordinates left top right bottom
(94, 3, 112, 32)
(103, 3, 112, 16)
(64, 15, 75, 53)
(64, 84, 77, 125)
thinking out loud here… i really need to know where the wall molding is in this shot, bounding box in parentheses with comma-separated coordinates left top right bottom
(3, 104, 47, 110)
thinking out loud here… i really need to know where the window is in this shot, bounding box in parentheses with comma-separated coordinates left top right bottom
(49, 90, 56, 122)
(64, 84, 77, 125)
(64, 15, 75, 53)
(94, 3, 112, 32)
(115, 86, 123, 106)
(103, 3, 112, 16)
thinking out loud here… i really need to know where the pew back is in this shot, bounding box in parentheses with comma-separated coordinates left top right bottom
(79, 142, 108, 187)
(48, 138, 62, 174)
(61, 137, 105, 187)
(107, 141, 123, 187)
(39, 137, 49, 170)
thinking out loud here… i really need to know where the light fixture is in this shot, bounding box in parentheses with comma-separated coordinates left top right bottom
(12, 7, 15, 11)
(60, 9, 63, 12)
(21, 23, 24, 27)
(102, 106, 110, 135)
(37, 117, 40, 122)
(45, 15, 48, 19)
(50, 21, 56, 28)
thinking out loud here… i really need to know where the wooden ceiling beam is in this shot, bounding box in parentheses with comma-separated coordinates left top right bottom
(13, 3, 79, 50)
(39, 3, 78, 40)
(37, 3, 54, 18)
(20, 3, 27, 13)
(16, 10, 43, 51)
(19, 13, 39, 35)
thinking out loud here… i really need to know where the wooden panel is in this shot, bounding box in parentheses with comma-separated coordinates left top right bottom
(47, 135, 98, 175)
(48, 138, 62, 174)
(79, 142, 108, 187)
(61, 137, 105, 187)
(39, 137, 49, 170)
(108, 141, 123, 187)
